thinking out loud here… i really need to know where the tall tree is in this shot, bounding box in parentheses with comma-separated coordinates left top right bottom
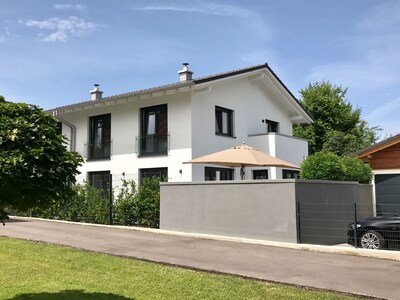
(0, 96, 83, 224)
(293, 81, 380, 155)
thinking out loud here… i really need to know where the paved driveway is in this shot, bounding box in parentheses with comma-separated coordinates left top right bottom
(1, 218, 399, 299)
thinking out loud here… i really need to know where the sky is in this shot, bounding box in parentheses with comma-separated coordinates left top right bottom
(1, 0, 399, 138)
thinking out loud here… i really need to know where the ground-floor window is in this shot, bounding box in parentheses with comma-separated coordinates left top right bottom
(88, 171, 111, 192)
(139, 167, 168, 184)
(253, 169, 268, 180)
(205, 167, 234, 181)
(282, 169, 300, 179)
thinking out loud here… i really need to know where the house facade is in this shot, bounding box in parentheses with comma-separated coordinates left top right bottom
(357, 134, 400, 213)
(50, 63, 312, 188)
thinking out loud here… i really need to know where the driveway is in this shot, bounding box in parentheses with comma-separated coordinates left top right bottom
(1, 217, 399, 299)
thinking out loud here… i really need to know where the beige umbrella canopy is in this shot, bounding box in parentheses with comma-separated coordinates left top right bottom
(184, 142, 300, 180)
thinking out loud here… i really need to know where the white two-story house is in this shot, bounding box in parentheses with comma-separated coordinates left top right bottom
(50, 63, 312, 189)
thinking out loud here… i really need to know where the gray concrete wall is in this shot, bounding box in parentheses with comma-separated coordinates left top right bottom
(160, 180, 373, 245)
(295, 180, 374, 245)
(160, 180, 298, 243)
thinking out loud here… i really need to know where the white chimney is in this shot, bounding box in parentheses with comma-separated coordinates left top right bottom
(178, 63, 193, 82)
(90, 84, 103, 101)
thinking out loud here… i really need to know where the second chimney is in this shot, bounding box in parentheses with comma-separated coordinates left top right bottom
(178, 63, 193, 82)
(90, 84, 103, 101)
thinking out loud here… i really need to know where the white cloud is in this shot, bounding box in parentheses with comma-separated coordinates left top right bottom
(23, 16, 97, 42)
(134, 2, 272, 40)
(53, 4, 86, 11)
(136, 3, 250, 17)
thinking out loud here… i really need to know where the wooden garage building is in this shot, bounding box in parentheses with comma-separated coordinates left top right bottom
(357, 134, 400, 214)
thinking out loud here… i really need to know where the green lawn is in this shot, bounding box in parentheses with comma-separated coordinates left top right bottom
(0, 237, 358, 300)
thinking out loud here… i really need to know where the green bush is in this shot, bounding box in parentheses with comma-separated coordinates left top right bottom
(300, 152, 373, 183)
(11, 177, 163, 228)
(67, 183, 109, 224)
(134, 177, 162, 227)
(341, 156, 373, 184)
(113, 179, 137, 226)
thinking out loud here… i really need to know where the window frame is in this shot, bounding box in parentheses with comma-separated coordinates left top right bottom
(253, 169, 269, 180)
(282, 169, 300, 179)
(88, 113, 111, 160)
(264, 119, 279, 133)
(139, 167, 168, 184)
(139, 104, 168, 156)
(205, 167, 235, 181)
(215, 106, 234, 137)
(88, 170, 111, 193)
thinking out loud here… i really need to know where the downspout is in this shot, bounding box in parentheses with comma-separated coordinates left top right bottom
(52, 110, 76, 152)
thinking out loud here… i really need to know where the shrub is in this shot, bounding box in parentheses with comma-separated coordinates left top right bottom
(113, 179, 137, 226)
(300, 152, 373, 183)
(134, 177, 163, 228)
(67, 183, 109, 224)
(341, 156, 373, 184)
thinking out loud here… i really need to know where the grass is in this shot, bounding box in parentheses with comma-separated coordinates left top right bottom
(0, 237, 359, 300)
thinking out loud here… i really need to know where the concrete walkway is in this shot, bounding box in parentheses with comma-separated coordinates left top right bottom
(1, 217, 399, 299)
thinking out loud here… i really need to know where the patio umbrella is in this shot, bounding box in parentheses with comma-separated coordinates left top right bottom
(184, 142, 300, 180)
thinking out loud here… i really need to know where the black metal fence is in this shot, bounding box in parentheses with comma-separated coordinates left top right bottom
(297, 202, 400, 251)
(11, 173, 162, 228)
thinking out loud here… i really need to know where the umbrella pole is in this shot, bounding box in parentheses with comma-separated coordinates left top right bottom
(240, 166, 245, 180)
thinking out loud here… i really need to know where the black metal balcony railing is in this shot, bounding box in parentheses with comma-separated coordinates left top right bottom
(136, 133, 169, 156)
(85, 140, 112, 160)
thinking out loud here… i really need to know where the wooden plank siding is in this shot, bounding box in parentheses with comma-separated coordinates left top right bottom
(361, 143, 400, 169)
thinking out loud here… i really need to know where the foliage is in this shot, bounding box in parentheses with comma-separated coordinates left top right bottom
(341, 156, 373, 184)
(0, 96, 83, 224)
(113, 179, 137, 226)
(0, 238, 357, 300)
(67, 183, 109, 224)
(26, 182, 109, 224)
(300, 152, 373, 183)
(293, 81, 380, 156)
(12, 177, 163, 227)
(134, 177, 162, 227)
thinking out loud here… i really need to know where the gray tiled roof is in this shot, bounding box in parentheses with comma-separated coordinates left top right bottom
(49, 63, 308, 118)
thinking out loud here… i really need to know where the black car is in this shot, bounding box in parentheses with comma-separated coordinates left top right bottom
(347, 215, 400, 250)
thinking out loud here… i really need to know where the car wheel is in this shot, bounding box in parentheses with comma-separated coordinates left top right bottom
(360, 231, 386, 250)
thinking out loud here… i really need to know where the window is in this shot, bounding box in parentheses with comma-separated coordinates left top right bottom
(139, 104, 168, 156)
(253, 169, 268, 180)
(282, 169, 299, 179)
(89, 114, 111, 160)
(264, 119, 279, 133)
(88, 171, 111, 193)
(215, 106, 233, 137)
(139, 167, 168, 184)
(56, 122, 62, 135)
(205, 167, 234, 181)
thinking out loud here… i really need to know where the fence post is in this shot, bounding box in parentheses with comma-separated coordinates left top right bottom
(108, 173, 113, 225)
(353, 203, 358, 248)
(296, 202, 301, 244)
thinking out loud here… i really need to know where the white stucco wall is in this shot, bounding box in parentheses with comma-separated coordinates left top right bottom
(190, 75, 305, 180)
(55, 70, 309, 183)
(57, 91, 193, 184)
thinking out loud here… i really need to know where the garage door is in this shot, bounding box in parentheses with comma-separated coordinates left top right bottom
(375, 174, 400, 214)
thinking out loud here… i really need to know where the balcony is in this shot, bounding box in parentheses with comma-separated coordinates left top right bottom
(136, 133, 169, 157)
(85, 140, 112, 160)
(247, 132, 308, 166)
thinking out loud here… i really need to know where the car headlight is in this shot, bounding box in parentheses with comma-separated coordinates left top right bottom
(348, 224, 361, 229)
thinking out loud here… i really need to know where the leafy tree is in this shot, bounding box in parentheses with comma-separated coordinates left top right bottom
(0, 96, 83, 224)
(294, 81, 380, 155)
(300, 152, 373, 184)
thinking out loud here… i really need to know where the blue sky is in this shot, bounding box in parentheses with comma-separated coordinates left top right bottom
(1, 1, 399, 138)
